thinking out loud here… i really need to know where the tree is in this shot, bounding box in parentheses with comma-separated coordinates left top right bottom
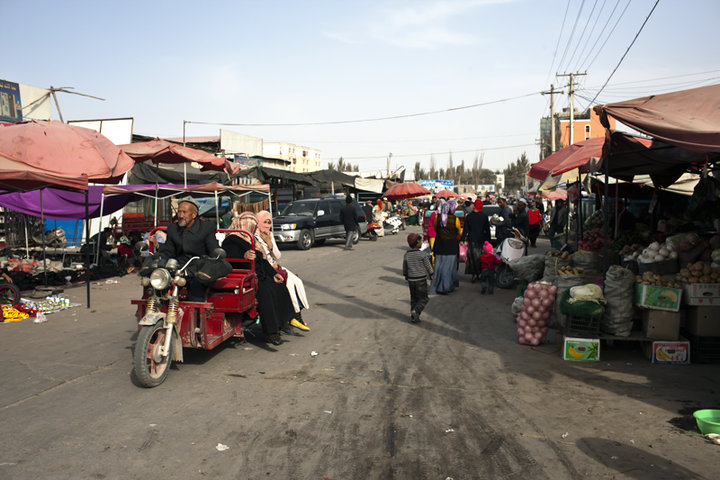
(503, 152, 531, 192)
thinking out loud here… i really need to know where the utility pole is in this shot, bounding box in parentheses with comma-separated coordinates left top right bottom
(541, 84, 563, 154)
(387, 152, 392, 177)
(557, 72, 586, 146)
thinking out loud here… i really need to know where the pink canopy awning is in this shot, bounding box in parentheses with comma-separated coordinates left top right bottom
(120, 138, 240, 175)
(529, 137, 605, 181)
(594, 83, 720, 153)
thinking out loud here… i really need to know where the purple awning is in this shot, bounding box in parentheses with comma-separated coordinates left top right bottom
(0, 186, 131, 220)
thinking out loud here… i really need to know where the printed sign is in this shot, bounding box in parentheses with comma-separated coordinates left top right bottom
(419, 179, 454, 191)
(0, 79, 23, 123)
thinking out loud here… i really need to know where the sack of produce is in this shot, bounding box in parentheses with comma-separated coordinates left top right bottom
(516, 281, 557, 346)
(559, 284, 606, 317)
(508, 254, 545, 283)
(543, 249, 572, 282)
(572, 250, 602, 276)
(602, 265, 635, 336)
(549, 273, 587, 328)
(511, 296, 524, 318)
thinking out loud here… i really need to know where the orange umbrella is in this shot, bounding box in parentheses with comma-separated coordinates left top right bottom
(383, 182, 431, 200)
(435, 189, 461, 199)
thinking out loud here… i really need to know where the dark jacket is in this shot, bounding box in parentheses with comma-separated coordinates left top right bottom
(339, 203, 358, 231)
(158, 219, 219, 264)
(512, 209, 530, 238)
(460, 211, 491, 244)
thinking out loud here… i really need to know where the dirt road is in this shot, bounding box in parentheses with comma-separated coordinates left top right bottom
(0, 229, 717, 479)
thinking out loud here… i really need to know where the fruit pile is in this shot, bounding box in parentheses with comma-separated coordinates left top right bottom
(557, 265, 585, 275)
(635, 271, 682, 288)
(674, 261, 720, 284)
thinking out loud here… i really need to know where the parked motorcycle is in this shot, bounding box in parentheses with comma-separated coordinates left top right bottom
(365, 220, 380, 241)
(31, 226, 66, 248)
(495, 228, 528, 289)
(383, 212, 403, 235)
(132, 232, 258, 387)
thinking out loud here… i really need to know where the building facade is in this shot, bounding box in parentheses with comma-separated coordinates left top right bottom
(262, 142, 322, 173)
(540, 107, 616, 159)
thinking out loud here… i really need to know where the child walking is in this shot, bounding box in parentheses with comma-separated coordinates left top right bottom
(480, 241, 502, 294)
(403, 233, 433, 323)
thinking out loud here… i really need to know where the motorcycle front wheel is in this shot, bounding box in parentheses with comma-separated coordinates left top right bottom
(134, 321, 172, 388)
(495, 264, 515, 289)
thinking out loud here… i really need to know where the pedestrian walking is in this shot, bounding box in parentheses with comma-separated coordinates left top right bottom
(339, 195, 358, 250)
(403, 233, 433, 323)
(460, 199, 491, 282)
(429, 199, 461, 295)
(527, 201, 543, 247)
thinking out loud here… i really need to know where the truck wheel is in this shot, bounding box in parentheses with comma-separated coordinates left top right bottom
(297, 230, 313, 250)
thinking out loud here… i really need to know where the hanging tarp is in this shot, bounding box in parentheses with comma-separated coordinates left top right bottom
(306, 169, 356, 188)
(0, 186, 131, 220)
(237, 166, 317, 185)
(128, 161, 234, 185)
(354, 177, 384, 193)
(594, 83, 720, 153)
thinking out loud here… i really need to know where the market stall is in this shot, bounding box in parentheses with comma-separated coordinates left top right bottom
(518, 84, 720, 364)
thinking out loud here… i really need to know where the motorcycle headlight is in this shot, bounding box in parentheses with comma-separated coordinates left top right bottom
(281, 223, 296, 230)
(149, 268, 171, 290)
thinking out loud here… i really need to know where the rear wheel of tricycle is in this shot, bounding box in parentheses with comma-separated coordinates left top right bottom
(0, 282, 21, 305)
(134, 321, 172, 388)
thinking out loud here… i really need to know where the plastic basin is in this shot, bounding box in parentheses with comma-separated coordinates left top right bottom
(693, 409, 720, 434)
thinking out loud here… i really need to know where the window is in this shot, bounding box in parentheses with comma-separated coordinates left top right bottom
(585, 125, 591, 140)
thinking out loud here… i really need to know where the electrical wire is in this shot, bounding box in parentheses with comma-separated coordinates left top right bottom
(186, 91, 540, 127)
(584, 0, 662, 108)
(571, 0, 608, 73)
(580, 0, 633, 73)
(544, 0, 572, 87)
(556, 0, 587, 75)
(575, 0, 623, 72)
(325, 143, 538, 161)
(562, 0, 600, 74)
(582, 69, 720, 89)
(298, 132, 538, 144)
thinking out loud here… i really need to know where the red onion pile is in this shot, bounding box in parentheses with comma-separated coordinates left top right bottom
(516, 281, 557, 346)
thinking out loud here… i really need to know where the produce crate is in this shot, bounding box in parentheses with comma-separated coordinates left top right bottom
(563, 337, 600, 362)
(682, 331, 720, 364)
(643, 338, 690, 364)
(634, 284, 682, 312)
(564, 315, 601, 338)
(683, 283, 720, 306)
(637, 259, 679, 275)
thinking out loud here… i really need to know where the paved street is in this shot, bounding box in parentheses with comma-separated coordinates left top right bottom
(0, 228, 717, 479)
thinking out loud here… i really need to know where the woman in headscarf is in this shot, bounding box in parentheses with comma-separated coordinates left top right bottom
(371, 198, 385, 237)
(460, 199, 491, 283)
(429, 199, 461, 294)
(255, 210, 310, 331)
(221, 213, 295, 346)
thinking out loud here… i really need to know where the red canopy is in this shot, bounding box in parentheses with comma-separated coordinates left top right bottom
(435, 189, 461, 199)
(529, 137, 605, 181)
(120, 138, 239, 174)
(0, 150, 88, 191)
(541, 189, 567, 201)
(594, 83, 720, 153)
(0, 120, 133, 185)
(383, 182, 431, 200)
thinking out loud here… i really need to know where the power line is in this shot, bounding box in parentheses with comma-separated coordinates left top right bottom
(326, 143, 538, 161)
(544, 0, 572, 87)
(584, 0, 662, 108)
(571, 0, 608, 72)
(576, 0, 624, 72)
(583, 76, 720, 94)
(580, 0, 633, 72)
(299, 132, 538, 144)
(582, 69, 720, 89)
(186, 91, 540, 128)
(556, 0, 587, 75)
(562, 0, 600, 73)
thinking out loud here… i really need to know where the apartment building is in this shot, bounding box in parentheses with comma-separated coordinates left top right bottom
(263, 142, 322, 173)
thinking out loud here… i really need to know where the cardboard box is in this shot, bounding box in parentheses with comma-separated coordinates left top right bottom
(563, 337, 600, 362)
(642, 310, 681, 340)
(644, 339, 690, 364)
(634, 284, 682, 312)
(683, 283, 720, 306)
(686, 306, 720, 336)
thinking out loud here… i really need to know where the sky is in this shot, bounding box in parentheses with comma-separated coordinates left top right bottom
(4, 0, 719, 175)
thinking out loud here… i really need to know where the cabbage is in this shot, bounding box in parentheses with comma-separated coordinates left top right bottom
(569, 284, 605, 303)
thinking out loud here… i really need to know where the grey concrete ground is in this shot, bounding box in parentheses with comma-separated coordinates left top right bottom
(0, 228, 718, 479)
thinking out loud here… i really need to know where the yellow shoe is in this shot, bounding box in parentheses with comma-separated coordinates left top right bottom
(290, 318, 310, 331)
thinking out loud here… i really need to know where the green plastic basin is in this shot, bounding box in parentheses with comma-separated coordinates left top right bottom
(693, 409, 720, 435)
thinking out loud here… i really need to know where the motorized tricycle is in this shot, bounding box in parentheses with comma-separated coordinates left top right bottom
(131, 228, 258, 387)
